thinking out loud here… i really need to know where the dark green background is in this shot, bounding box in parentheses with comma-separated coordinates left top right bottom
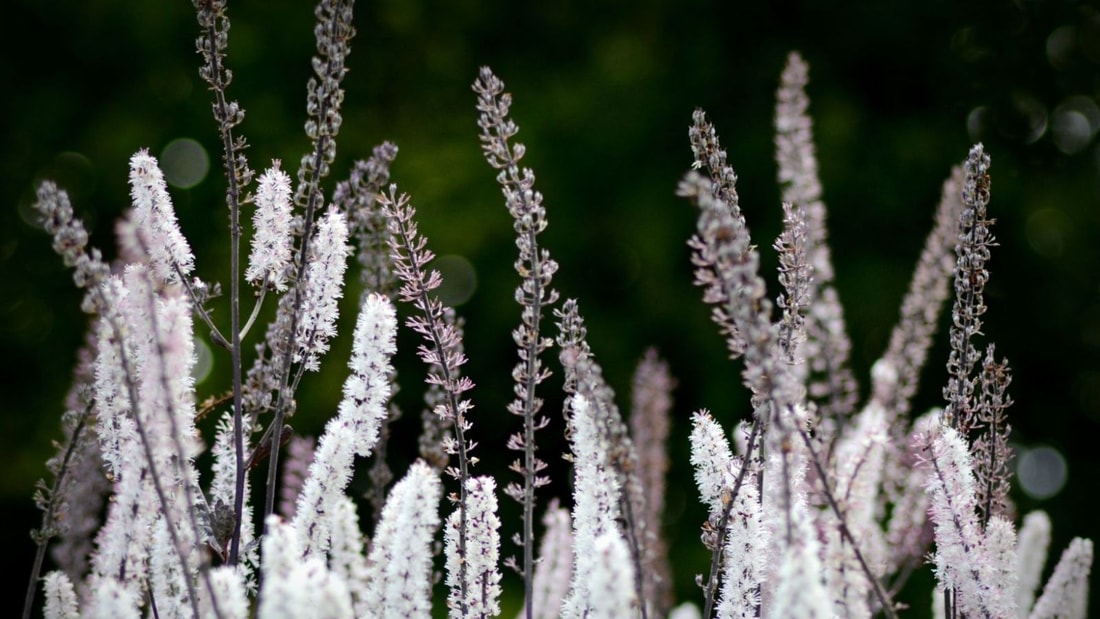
(3, 0, 1099, 615)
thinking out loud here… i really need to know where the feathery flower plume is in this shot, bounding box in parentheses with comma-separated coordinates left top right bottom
(362, 461, 442, 619)
(294, 293, 397, 557)
(1029, 537, 1093, 619)
(295, 206, 351, 371)
(555, 299, 650, 616)
(923, 423, 1016, 617)
(42, 572, 78, 619)
(85, 578, 139, 619)
(202, 567, 249, 619)
(1015, 510, 1052, 617)
(247, 162, 294, 291)
(259, 515, 354, 619)
(128, 150, 195, 285)
(561, 394, 626, 619)
(586, 532, 639, 619)
(329, 496, 370, 614)
(689, 411, 768, 618)
(474, 66, 560, 613)
(445, 476, 503, 618)
(883, 411, 938, 579)
(523, 500, 573, 619)
(822, 402, 889, 616)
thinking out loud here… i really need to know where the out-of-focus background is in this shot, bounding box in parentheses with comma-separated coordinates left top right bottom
(3, 0, 1099, 615)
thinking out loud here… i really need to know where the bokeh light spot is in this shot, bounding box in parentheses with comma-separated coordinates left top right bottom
(193, 335, 213, 386)
(434, 254, 477, 307)
(160, 138, 210, 189)
(1026, 208, 1068, 259)
(1017, 445, 1068, 500)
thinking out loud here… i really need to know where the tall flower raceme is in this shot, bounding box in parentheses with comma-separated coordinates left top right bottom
(555, 299, 651, 617)
(361, 461, 442, 618)
(525, 500, 573, 619)
(246, 163, 295, 293)
(559, 394, 635, 619)
(688, 411, 768, 619)
(445, 476, 503, 618)
(292, 293, 397, 559)
(294, 206, 352, 372)
(380, 184, 488, 617)
(774, 51, 858, 430)
(629, 349, 676, 617)
(681, 127, 897, 617)
(473, 66, 560, 618)
(127, 150, 195, 287)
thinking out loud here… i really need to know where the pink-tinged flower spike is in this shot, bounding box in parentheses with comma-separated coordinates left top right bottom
(629, 348, 676, 617)
(775, 51, 858, 427)
(923, 423, 1016, 617)
(1029, 537, 1093, 619)
(822, 402, 889, 616)
(524, 500, 573, 619)
(1015, 511, 1052, 617)
(278, 434, 314, 519)
(42, 571, 78, 619)
(884, 411, 938, 579)
(295, 206, 351, 371)
(294, 293, 397, 558)
(445, 476, 502, 618)
(362, 461, 441, 619)
(128, 150, 194, 286)
(766, 495, 831, 619)
(247, 162, 294, 291)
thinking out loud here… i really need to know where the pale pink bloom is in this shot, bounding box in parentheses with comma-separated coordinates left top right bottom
(247, 162, 294, 291)
(127, 150, 194, 285)
(445, 476, 502, 618)
(294, 293, 396, 558)
(362, 461, 441, 618)
(1030, 537, 1093, 619)
(43, 571, 79, 619)
(1016, 511, 1052, 617)
(523, 500, 573, 619)
(296, 206, 351, 371)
